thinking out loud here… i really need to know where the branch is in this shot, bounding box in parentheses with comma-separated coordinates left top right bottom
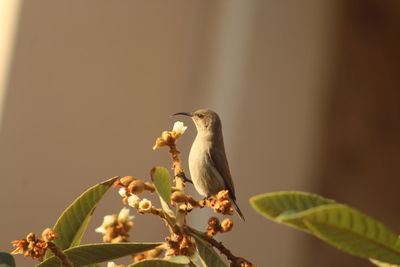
(186, 226, 254, 267)
(47, 242, 73, 267)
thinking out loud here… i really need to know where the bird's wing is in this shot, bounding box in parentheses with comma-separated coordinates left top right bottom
(208, 145, 236, 200)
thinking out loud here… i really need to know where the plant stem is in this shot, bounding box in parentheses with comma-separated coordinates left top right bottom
(168, 144, 187, 227)
(47, 242, 73, 267)
(186, 226, 254, 267)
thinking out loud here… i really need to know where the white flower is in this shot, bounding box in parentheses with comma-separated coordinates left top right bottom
(172, 121, 187, 139)
(128, 194, 141, 208)
(118, 207, 134, 223)
(138, 198, 152, 212)
(118, 187, 127, 197)
(107, 262, 117, 267)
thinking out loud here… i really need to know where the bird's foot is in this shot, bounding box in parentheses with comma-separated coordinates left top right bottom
(175, 173, 193, 184)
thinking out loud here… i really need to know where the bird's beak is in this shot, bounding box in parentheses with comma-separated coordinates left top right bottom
(172, 112, 193, 117)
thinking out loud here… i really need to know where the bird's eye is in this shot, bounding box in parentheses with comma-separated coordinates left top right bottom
(196, 114, 204, 119)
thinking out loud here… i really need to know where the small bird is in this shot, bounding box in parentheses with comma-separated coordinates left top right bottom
(173, 109, 245, 220)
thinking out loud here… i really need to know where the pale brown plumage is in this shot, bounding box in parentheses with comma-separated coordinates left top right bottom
(173, 109, 245, 220)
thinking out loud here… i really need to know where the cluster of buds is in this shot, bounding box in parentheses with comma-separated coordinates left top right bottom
(170, 190, 234, 216)
(113, 176, 156, 214)
(211, 190, 234, 215)
(165, 233, 195, 257)
(152, 121, 187, 150)
(114, 176, 155, 196)
(206, 217, 234, 237)
(95, 207, 134, 242)
(11, 228, 59, 261)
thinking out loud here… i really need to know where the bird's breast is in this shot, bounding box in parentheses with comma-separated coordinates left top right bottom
(188, 137, 225, 197)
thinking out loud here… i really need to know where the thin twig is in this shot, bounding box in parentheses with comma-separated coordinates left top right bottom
(169, 144, 185, 190)
(47, 242, 74, 267)
(186, 226, 254, 267)
(168, 143, 187, 228)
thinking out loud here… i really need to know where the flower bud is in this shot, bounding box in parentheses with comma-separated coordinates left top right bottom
(118, 187, 127, 197)
(206, 217, 221, 237)
(213, 202, 223, 213)
(220, 218, 233, 232)
(139, 199, 152, 212)
(127, 194, 141, 208)
(26, 233, 36, 242)
(99, 215, 117, 230)
(118, 207, 134, 223)
(208, 217, 220, 227)
(216, 190, 229, 200)
(221, 200, 232, 208)
(95, 226, 106, 235)
(152, 137, 166, 150)
(41, 228, 59, 242)
(120, 176, 136, 186)
(128, 180, 145, 194)
(161, 131, 170, 141)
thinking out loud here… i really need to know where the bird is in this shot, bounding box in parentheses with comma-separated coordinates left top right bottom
(173, 109, 245, 220)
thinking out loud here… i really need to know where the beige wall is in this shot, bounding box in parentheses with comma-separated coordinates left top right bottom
(0, 1, 334, 266)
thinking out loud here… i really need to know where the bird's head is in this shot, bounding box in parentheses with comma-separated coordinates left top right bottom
(173, 109, 221, 133)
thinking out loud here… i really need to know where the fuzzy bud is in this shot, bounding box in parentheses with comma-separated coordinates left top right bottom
(206, 217, 221, 237)
(118, 187, 127, 197)
(103, 215, 117, 227)
(161, 131, 170, 141)
(41, 228, 59, 242)
(216, 190, 229, 200)
(127, 194, 141, 208)
(138, 199, 152, 212)
(26, 233, 36, 242)
(95, 226, 106, 235)
(208, 217, 220, 228)
(152, 137, 166, 150)
(120, 176, 136, 186)
(220, 218, 233, 232)
(118, 207, 134, 223)
(128, 180, 145, 195)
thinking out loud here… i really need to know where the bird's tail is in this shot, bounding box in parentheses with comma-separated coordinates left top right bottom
(232, 199, 245, 221)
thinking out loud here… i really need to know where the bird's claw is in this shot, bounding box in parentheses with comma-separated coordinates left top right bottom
(176, 172, 193, 184)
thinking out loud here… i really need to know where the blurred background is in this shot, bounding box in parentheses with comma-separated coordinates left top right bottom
(0, 0, 400, 266)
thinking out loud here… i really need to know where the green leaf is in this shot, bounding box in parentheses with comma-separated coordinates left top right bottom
(281, 204, 400, 264)
(150, 167, 176, 223)
(188, 257, 201, 267)
(50, 176, 119, 254)
(190, 232, 228, 267)
(127, 256, 190, 267)
(0, 252, 15, 267)
(37, 242, 161, 267)
(250, 191, 336, 232)
(151, 167, 172, 205)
